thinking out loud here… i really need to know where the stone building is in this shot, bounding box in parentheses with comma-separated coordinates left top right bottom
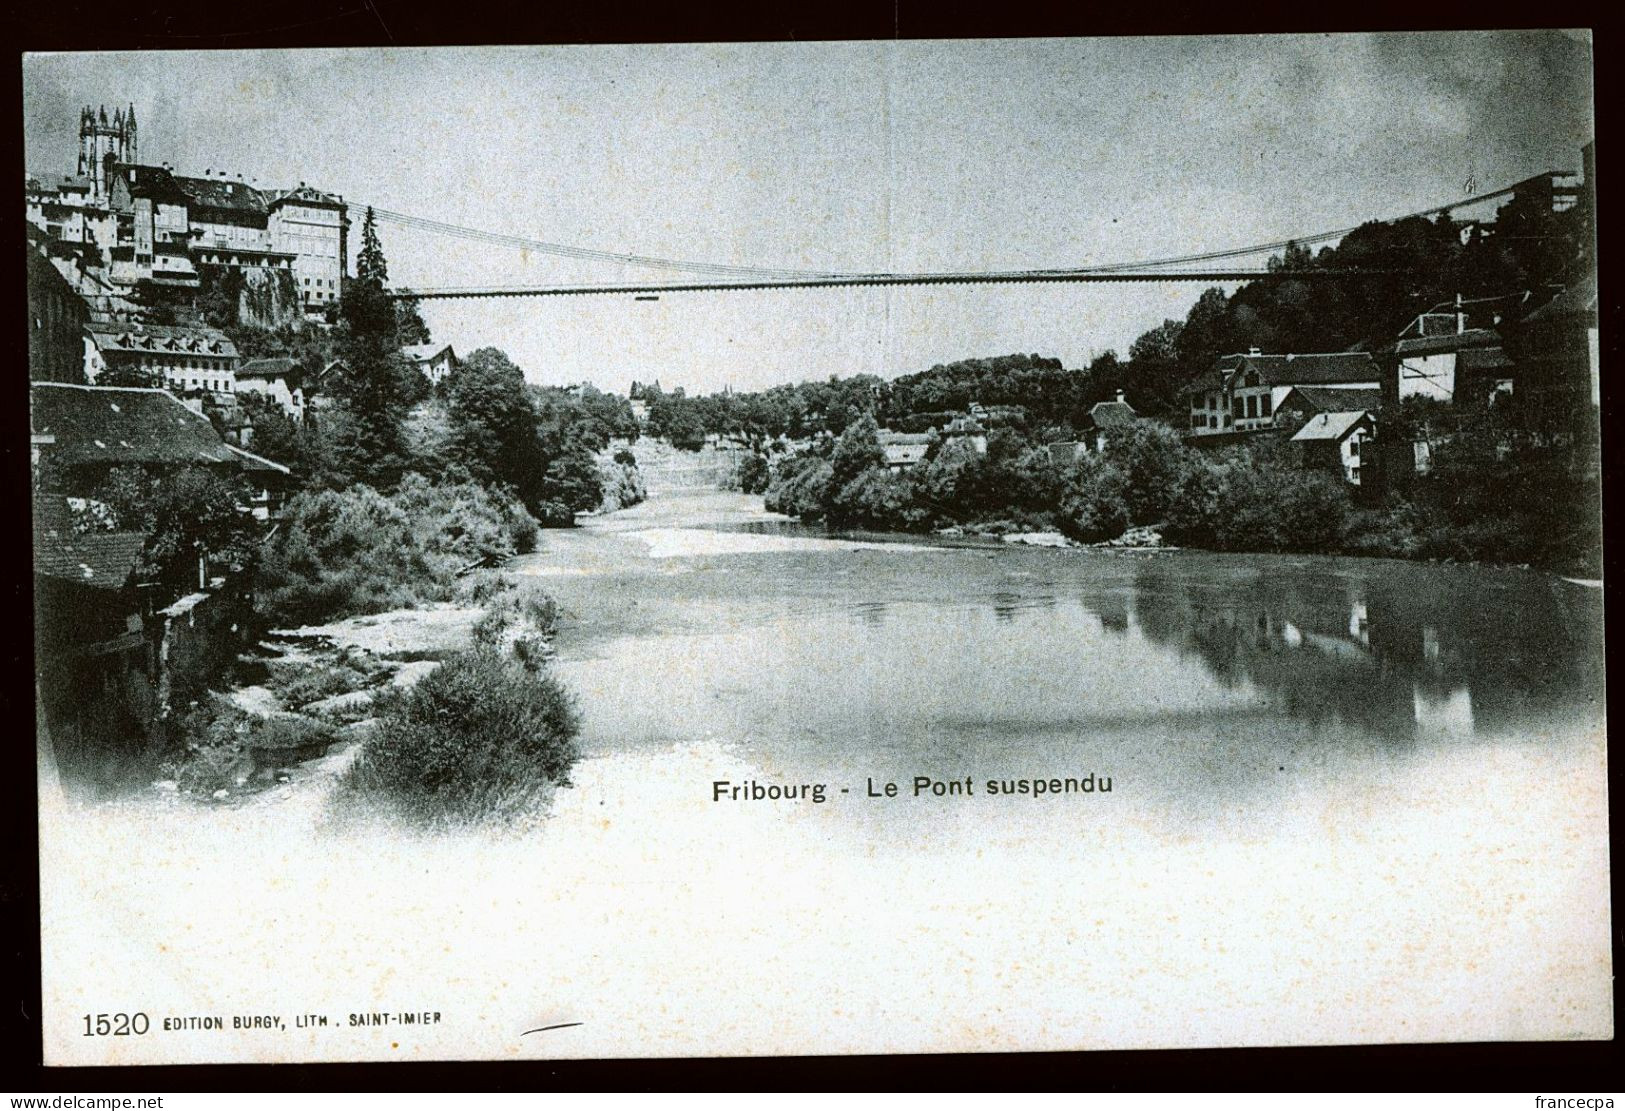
(27, 234, 90, 384)
(83, 320, 239, 395)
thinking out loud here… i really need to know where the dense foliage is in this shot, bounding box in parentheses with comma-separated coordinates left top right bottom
(256, 475, 538, 624)
(340, 647, 581, 826)
(761, 409, 1599, 573)
(88, 464, 259, 588)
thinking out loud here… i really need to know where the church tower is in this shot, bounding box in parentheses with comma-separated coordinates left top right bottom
(76, 103, 138, 202)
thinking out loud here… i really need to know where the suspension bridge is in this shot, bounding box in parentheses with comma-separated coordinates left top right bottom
(364, 178, 1524, 302)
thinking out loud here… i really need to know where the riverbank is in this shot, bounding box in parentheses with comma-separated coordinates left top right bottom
(39, 487, 1612, 1063)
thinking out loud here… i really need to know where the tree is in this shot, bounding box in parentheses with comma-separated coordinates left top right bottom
(96, 363, 162, 388)
(234, 392, 303, 468)
(90, 465, 257, 590)
(356, 206, 388, 286)
(1125, 320, 1190, 418)
(394, 291, 432, 348)
(829, 414, 886, 494)
(1176, 287, 1231, 369)
(445, 348, 547, 496)
(329, 207, 412, 488)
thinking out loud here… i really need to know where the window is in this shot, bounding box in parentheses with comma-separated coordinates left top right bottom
(1208, 415, 1217, 429)
(1260, 394, 1272, 417)
(1245, 396, 1258, 419)
(1349, 438, 1361, 458)
(1232, 396, 1244, 420)
(1192, 413, 1204, 429)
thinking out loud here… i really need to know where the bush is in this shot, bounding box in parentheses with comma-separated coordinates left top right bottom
(163, 696, 338, 796)
(736, 452, 772, 494)
(764, 455, 834, 520)
(266, 654, 389, 709)
(339, 648, 581, 825)
(1105, 421, 1202, 525)
(597, 454, 647, 512)
(258, 478, 538, 624)
(1058, 456, 1131, 542)
(828, 467, 928, 530)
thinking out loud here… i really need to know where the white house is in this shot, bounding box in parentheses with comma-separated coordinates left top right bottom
(83, 320, 238, 395)
(402, 342, 457, 386)
(1290, 410, 1375, 486)
(1391, 327, 1504, 403)
(1185, 350, 1380, 436)
(236, 357, 306, 421)
(878, 431, 933, 470)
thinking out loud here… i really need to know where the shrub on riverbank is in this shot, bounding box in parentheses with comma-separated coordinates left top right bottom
(1057, 456, 1131, 543)
(266, 652, 391, 710)
(757, 408, 1599, 573)
(339, 647, 581, 826)
(597, 451, 647, 512)
(257, 477, 538, 625)
(163, 696, 339, 797)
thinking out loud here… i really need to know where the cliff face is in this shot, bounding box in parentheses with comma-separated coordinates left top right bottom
(197, 264, 302, 329)
(236, 266, 301, 329)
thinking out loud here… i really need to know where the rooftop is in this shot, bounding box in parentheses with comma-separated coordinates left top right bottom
(402, 343, 454, 362)
(1281, 386, 1384, 413)
(238, 357, 300, 380)
(1087, 399, 1138, 427)
(1394, 328, 1503, 358)
(1218, 351, 1381, 387)
(173, 174, 270, 217)
(227, 445, 293, 475)
(1289, 410, 1373, 442)
(33, 496, 148, 590)
(30, 383, 240, 468)
(85, 320, 238, 358)
(113, 163, 190, 207)
(1522, 274, 1597, 325)
(268, 184, 345, 208)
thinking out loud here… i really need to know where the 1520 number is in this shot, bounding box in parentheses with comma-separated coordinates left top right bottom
(82, 1012, 149, 1036)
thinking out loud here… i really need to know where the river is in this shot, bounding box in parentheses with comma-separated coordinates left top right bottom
(39, 489, 1611, 1063)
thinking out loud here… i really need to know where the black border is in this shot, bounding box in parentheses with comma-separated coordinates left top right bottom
(3, 0, 1618, 1092)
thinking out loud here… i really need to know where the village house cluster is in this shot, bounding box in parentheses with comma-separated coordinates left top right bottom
(868, 152, 1598, 500)
(24, 103, 462, 785)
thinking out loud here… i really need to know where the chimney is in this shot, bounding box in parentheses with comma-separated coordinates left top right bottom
(1248, 346, 1262, 356)
(1115, 389, 1126, 404)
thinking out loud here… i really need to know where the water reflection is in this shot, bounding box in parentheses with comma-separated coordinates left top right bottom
(1116, 557, 1604, 745)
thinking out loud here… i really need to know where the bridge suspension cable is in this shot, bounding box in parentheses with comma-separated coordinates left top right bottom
(387, 268, 1405, 301)
(364, 176, 1523, 296)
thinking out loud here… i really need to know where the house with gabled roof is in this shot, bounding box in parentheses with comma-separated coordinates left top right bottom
(1273, 386, 1385, 434)
(878, 430, 933, 470)
(83, 320, 239, 395)
(1290, 410, 1377, 486)
(1081, 390, 1139, 452)
(237, 356, 306, 421)
(30, 381, 244, 495)
(1499, 273, 1599, 423)
(1183, 349, 1380, 439)
(402, 342, 457, 387)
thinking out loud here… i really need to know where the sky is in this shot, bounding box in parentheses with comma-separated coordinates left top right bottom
(23, 33, 1594, 395)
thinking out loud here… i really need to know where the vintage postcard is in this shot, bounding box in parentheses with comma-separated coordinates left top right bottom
(27, 34, 1607, 1066)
